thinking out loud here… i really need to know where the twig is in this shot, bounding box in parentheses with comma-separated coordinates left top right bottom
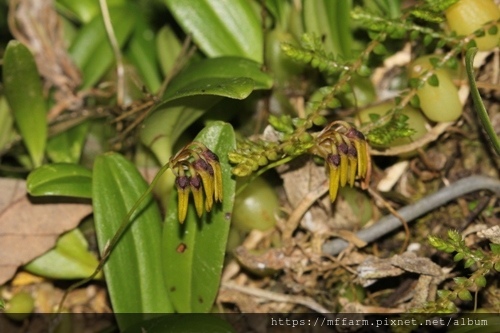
(282, 180, 329, 240)
(157, 35, 196, 98)
(221, 281, 334, 318)
(323, 175, 500, 255)
(222, 229, 270, 282)
(99, 0, 124, 106)
(367, 187, 410, 254)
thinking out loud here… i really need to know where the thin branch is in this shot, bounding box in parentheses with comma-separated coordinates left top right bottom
(282, 180, 328, 241)
(157, 35, 196, 97)
(221, 281, 335, 318)
(367, 187, 410, 254)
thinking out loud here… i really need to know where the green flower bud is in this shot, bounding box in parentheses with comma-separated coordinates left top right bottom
(299, 132, 313, 143)
(312, 115, 328, 126)
(257, 155, 268, 166)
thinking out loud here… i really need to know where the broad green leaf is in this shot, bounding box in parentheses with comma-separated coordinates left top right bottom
(24, 229, 100, 279)
(164, 57, 272, 102)
(27, 163, 92, 198)
(122, 314, 235, 333)
(69, 4, 136, 88)
(127, 17, 162, 93)
(164, 0, 263, 62)
(93, 153, 173, 330)
(163, 122, 236, 313)
(3, 41, 47, 168)
(47, 121, 89, 164)
(165, 77, 256, 102)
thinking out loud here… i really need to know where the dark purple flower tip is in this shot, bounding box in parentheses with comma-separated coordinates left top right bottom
(347, 145, 357, 157)
(338, 142, 348, 154)
(346, 128, 365, 140)
(193, 158, 210, 171)
(190, 175, 202, 189)
(203, 149, 219, 162)
(327, 154, 341, 167)
(176, 176, 190, 189)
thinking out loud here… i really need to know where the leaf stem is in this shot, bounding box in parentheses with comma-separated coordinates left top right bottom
(465, 47, 500, 155)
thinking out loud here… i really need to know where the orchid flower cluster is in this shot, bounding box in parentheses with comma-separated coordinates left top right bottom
(309, 121, 371, 202)
(170, 122, 370, 223)
(169, 142, 223, 223)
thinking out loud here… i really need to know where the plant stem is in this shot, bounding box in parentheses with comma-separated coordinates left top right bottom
(465, 47, 500, 155)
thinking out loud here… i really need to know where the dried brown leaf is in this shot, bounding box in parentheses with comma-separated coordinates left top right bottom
(0, 178, 92, 285)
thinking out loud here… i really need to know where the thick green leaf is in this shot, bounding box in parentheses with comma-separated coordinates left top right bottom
(127, 17, 162, 93)
(163, 122, 236, 313)
(69, 4, 136, 88)
(93, 153, 172, 330)
(47, 121, 89, 164)
(27, 164, 92, 198)
(164, 57, 273, 102)
(3, 41, 48, 168)
(122, 314, 234, 333)
(156, 25, 183, 77)
(24, 229, 100, 279)
(165, 0, 263, 62)
(166, 77, 256, 102)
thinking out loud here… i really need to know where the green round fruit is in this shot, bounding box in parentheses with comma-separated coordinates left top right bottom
(5, 291, 34, 321)
(232, 177, 279, 232)
(446, 0, 500, 51)
(409, 56, 462, 122)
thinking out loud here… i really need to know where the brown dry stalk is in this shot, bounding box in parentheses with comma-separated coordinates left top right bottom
(221, 281, 335, 317)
